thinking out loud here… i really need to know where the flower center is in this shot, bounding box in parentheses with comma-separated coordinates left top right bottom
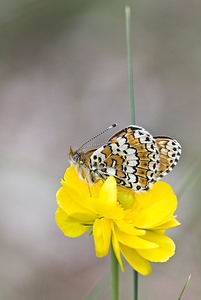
(117, 188, 134, 210)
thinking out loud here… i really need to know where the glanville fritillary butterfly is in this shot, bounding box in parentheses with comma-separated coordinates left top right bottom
(69, 124, 182, 192)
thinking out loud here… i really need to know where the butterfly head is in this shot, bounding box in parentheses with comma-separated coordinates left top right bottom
(69, 146, 82, 165)
(69, 146, 96, 185)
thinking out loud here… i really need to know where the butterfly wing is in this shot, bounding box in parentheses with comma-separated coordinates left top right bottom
(154, 137, 182, 178)
(89, 126, 160, 191)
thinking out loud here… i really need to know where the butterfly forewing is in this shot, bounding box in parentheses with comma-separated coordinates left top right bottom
(89, 126, 161, 191)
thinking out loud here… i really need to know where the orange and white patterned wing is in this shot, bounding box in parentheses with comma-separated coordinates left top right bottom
(155, 137, 182, 179)
(89, 126, 160, 191)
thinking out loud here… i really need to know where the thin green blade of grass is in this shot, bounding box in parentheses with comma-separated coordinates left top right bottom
(125, 6, 138, 300)
(84, 272, 110, 300)
(177, 274, 191, 300)
(176, 159, 201, 199)
(125, 5, 135, 125)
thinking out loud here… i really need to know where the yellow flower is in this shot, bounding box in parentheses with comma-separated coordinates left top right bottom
(55, 165, 180, 276)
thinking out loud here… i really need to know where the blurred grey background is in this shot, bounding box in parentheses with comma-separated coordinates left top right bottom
(0, 0, 201, 299)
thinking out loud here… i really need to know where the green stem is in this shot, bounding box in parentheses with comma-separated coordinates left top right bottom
(176, 159, 201, 199)
(125, 6, 138, 300)
(84, 272, 110, 300)
(125, 6, 135, 125)
(111, 247, 119, 300)
(178, 275, 191, 300)
(133, 270, 138, 300)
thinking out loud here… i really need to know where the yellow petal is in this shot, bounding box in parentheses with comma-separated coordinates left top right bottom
(115, 229, 158, 250)
(120, 244, 152, 276)
(152, 182, 178, 212)
(66, 212, 97, 224)
(137, 231, 176, 262)
(56, 182, 90, 214)
(111, 224, 124, 271)
(63, 165, 90, 196)
(155, 218, 180, 230)
(57, 166, 101, 215)
(132, 182, 178, 228)
(55, 208, 90, 237)
(115, 220, 145, 236)
(92, 176, 125, 219)
(99, 176, 117, 205)
(93, 218, 111, 257)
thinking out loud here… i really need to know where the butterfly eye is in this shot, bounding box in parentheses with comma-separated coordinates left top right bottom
(73, 152, 80, 163)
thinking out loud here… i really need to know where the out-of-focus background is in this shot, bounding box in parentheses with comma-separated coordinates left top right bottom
(1, 0, 201, 299)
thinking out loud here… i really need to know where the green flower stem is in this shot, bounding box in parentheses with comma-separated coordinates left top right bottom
(111, 247, 119, 300)
(125, 6, 138, 300)
(133, 270, 138, 300)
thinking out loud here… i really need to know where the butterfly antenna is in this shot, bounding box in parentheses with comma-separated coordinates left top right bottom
(83, 143, 102, 149)
(78, 123, 117, 151)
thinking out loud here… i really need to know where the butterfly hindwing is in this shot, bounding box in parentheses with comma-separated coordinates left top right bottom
(155, 137, 182, 179)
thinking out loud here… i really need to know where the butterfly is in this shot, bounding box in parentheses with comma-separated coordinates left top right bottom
(69, 124, 182, 192)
